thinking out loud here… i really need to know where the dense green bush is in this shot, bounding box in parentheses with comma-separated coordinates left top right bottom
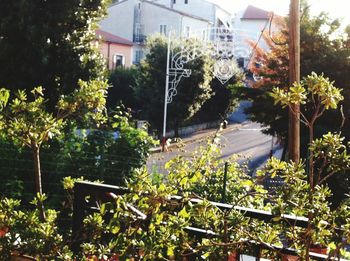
(107, 66, 139, 112)
(0, 108, 156, 209)
(1, 133, 350, 260)
(57, 109, 156, 186)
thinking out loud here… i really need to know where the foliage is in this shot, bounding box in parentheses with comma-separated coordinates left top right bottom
(1, 71, 349, 259)
(1, 131, 350, 259)
(137, 35, 213, 136)
(0, 105, 155, 209)
(0, 0, 109, 108)
(263, 73, 350, 259)
(78, 131, 350, 260)
(57, 108, 156, 186)
(243, 3, 350, 144)
(78, 136, 273, 260)
(194, 63, 245, 123)
(0, 80, 108, 219)
(271, 73, 344, 187)
(107, 66, 139, 112)
(0, 196, 72, 260)
(257, 133, 350, 259)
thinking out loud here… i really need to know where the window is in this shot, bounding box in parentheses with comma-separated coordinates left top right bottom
(184, 26, 190, 38)
(135, 50, 143, 64)
(184, 0, 188, 3)
(113, 54, 125, 69)
(160, 24, 167, 35)
(172, 0, 176, 4)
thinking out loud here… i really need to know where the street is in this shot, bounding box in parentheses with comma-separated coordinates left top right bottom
(147, 104, 282, 175)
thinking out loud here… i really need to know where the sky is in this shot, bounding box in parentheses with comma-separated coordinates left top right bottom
(212, 0, 350, 26)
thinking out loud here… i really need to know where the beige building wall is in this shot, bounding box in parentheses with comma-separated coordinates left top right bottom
(99, 41, 133, 69)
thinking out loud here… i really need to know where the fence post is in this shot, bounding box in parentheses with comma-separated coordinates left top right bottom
(71, 182, 87, 253)
(222, 162, 229, 203)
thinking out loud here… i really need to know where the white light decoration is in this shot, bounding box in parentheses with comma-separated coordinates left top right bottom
(161, 28, 252, 149)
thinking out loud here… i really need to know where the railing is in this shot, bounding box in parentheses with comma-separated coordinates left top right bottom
(133, 33, 147, 44)
(72, 181, 347, 260)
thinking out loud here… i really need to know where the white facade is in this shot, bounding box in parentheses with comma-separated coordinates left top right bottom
(100, 0, 136, 42)
(230, 6, 280, 68)
(100, 0, 212, 64)
(155, 0, 232, 29)
(232, 10, 270, 52)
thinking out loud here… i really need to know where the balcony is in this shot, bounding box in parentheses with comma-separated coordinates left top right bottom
(133, 33, 147, 44)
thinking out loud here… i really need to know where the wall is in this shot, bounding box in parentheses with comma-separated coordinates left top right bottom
(141, 2, 211, 40)
(181, 16, 211, 38)
(232, 10, 271, 54)
(100, 0, 137, 41)
(98, 41, 133, 69)
(142, 2, 183, 36)
(158, 0, 214, 21)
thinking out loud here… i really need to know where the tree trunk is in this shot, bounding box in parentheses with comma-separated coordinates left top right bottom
(32, 144, 46, 221)
(308, 124, 314, 189)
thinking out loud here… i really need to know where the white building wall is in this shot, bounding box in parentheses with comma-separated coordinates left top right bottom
(101, 0, 212, 64)
(141, 2, 183, 36)
(181, 16, 211, 38)
(155, 0, 231, 29)
(100, 0, 137, 41)
(230, 9, 271, 61)
(157, 0, 214, 21)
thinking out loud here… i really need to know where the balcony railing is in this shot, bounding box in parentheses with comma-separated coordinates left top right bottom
(71, 181, 348, 260)
(133, 33, 147, 44)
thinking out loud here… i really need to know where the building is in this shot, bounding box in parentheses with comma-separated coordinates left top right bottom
(100, 0, 212, 64)
(96, 29, 133, 69)
(232, 5, 273, 67)
(154, 0, 232, 30)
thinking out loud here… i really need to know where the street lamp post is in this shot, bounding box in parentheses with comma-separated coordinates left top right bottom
(162, 32, 171, 152)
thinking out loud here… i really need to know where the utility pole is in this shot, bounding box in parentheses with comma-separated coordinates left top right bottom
(288, 0, 300, 163)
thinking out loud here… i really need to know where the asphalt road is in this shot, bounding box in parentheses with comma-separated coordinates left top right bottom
(147, 120, 282, 175)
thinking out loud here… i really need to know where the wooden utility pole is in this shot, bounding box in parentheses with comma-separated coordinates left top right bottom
(288, 0, 300, 163)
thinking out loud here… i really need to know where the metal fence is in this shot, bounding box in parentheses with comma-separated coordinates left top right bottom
(72, 181, 347, 260)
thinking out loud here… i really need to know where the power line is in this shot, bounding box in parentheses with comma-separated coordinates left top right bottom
(244, 14, 273, 71)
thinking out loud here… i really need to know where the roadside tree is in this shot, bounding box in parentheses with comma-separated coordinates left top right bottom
(108, 66, 139, 112)
(242, 2, 350, 158)
(194, 60, 245, 123)
(0, 0, 109, 108)
(136, 35, 213, 137)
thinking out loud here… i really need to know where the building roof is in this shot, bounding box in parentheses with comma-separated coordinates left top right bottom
(96, 29, 133, 45)
(241, 5, 271, 20)
(143, 0, 213, 24)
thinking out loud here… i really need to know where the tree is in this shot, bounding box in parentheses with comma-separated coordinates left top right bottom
(194, 61, 245, 123)
(107, 66, 139, 112)
(56, 107, 156, 186)
(137, 35, 213, 137)
(265, 73, 349, 260)
(0, 0, 109, 107)
(0, 80, 108, 220)
(242, 3, 350, 155)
